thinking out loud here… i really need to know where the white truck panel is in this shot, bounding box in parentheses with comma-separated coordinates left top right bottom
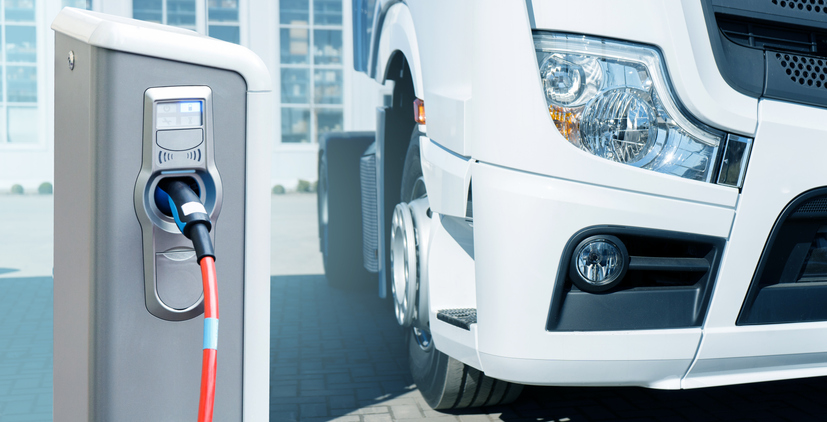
(684, 100, 827, 387)
(480, 354, 690, 389)
(409, 0, 474, 156)
(374, 3, 423, 97)
(427, 212, 479, 370)
(704, 99, 827, 328)
(685, 327, 827, 389)
(420, 136, 471, 218)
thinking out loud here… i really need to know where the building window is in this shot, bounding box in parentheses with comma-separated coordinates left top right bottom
(279, 0, 343, 144)
(133, 0, 195, 30)
(133, 0, 240, 44)
(62, 0, 92, 9)
(207, 0, 239, 44)
(1, 0, 39, 144)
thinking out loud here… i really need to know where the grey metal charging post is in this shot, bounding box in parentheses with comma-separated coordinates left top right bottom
(52, 9, 272, 421)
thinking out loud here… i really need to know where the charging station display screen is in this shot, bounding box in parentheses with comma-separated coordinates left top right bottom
(156, 101, 203, 129)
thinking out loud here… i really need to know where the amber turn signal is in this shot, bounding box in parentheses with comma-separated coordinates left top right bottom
(413, 98, 426, 124)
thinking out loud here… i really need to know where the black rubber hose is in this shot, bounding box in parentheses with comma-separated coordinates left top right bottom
(189, 223, 215, 263)
(158, 178, 215, 263)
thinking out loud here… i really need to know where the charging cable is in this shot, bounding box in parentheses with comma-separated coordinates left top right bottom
(156, 179, 218, 422)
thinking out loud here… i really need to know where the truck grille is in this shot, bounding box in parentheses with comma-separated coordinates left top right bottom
(771, 0, 827, 15)
(703, 0, 827, 106)
(776, 53, 827, 87)
(718, 15, 827, 56)
(360, 152, 380, 273)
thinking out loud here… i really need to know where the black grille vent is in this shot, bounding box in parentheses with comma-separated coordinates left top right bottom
(772, 0, 827, 14)
(547, 227, 725, 331)
(704, 0, 827, 106)
(777, 53, 827, 87)
(718, 15, 827, 56)
(360, 151, 379, 273)
(793, 195, 827, 215)
(739, 189, 827, 325)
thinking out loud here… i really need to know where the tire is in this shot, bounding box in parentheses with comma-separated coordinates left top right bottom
(317, 133, 374, 288)
(409, 329, 523, 410)
(401, 134, 523, 409)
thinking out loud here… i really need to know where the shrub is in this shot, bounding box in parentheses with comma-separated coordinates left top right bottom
(272, 185, 285, 195)
(38, 182, 53, 194)
(311, 181, 318, 193)
(10, 184, 24, 195)
(297, 179, 312, 193)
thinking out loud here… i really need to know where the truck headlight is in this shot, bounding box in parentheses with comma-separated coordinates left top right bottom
(535, 33, 724, 183)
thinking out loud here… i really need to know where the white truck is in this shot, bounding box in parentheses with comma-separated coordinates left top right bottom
(317, 0, 827, 410)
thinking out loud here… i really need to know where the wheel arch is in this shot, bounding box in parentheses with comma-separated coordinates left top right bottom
(372, 2, 424, 99)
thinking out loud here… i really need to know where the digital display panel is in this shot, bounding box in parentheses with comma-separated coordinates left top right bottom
(179, 102, 201, 113)
(156, 101, 203, 129)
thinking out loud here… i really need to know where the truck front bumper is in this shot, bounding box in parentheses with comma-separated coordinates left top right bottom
(469, 159, 734, 388)
(464, 100, 827, 388)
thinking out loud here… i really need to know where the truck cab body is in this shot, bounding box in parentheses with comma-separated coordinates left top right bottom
(318, 0, 827, 409)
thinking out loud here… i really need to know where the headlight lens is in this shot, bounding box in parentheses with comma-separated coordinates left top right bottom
(535, 33, 723, 183)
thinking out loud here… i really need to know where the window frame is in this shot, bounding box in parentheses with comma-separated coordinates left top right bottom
(0, 0, 47, 150)
(278, 0, 344, 145)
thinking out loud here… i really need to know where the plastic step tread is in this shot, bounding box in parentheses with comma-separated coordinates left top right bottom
(437, 308, 477, 330)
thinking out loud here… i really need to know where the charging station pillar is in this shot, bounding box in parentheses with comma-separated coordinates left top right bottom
(52, 9, 272, 421)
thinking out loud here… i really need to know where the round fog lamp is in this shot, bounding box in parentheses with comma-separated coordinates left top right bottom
(569, 235, 629, 293)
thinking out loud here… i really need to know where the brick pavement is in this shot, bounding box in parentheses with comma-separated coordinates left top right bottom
(0, 277, 53, 422)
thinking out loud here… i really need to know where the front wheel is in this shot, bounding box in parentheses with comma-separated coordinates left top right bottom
(397, 133, 523, 409)
(409, 329, 523, 409)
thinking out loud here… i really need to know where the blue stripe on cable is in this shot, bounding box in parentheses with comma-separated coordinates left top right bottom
(168, 196, 187, 233)
(203, 317, 219, 350)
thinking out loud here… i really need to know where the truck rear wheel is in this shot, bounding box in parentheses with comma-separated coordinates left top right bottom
(399, 134, 523, 409)
(318, 133, 374, 288)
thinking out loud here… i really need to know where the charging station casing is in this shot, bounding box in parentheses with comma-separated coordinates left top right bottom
(52, 9, 271, 421)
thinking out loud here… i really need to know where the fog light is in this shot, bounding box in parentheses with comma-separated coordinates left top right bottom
(569, 235, 629, 293)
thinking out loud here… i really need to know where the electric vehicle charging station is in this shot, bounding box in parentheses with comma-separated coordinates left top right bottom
(52, 8, 271, 421)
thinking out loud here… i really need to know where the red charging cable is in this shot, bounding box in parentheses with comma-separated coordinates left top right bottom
(198, 256, 219, 422)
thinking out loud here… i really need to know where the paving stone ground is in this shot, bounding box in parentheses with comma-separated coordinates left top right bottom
(5, 194, 827, 421)
(0, 277, 52, 422)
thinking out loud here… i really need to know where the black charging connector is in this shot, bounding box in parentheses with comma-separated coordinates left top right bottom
(157, 178, 215, 262)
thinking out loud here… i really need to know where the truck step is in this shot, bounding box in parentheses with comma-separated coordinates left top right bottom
(437, 308, 477, 330)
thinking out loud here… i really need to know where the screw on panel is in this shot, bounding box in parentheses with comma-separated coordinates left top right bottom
(68, 51, 75, 71)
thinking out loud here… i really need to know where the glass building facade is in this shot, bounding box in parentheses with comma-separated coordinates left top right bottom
(279, 0, 343, 144)
(133, 0, 197, 30)
(132, 0, 240, 44)
(1, 0, 40, 144)
(207, 0, 239, 44)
